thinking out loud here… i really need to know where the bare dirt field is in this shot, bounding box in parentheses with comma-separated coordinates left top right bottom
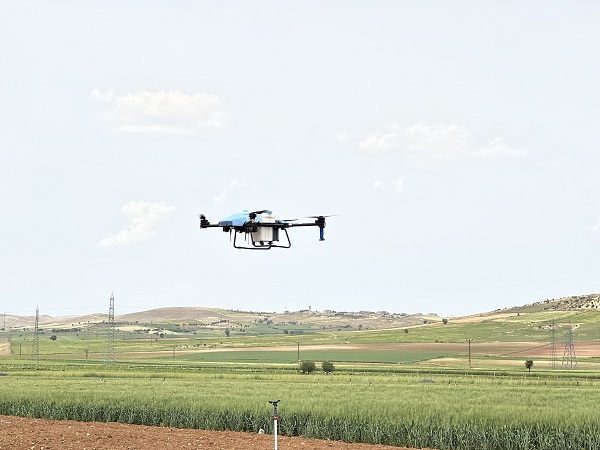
(0, 415, 425, 450)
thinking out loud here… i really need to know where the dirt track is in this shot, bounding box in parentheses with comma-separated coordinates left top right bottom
(0, 415, 424, 450)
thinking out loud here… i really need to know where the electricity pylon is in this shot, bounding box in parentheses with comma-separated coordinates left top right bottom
(549, 319, 557, 369)
(31, 306, 39, 366)
(561, 324, 577, 370)
(102, 292, 116, 365)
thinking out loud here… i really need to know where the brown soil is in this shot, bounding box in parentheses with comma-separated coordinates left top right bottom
(0, 415, 423, 450)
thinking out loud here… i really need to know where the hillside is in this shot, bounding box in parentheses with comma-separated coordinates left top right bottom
(3, 292, 599, 332)
(501, 293, 600, 314)
(3, 306, 437, 331)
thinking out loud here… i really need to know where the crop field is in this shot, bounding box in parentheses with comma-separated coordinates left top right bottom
(0, 367, 599, 449)
(2, 303, 600, 448)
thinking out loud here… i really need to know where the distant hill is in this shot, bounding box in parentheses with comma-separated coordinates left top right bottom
(4, 293, 598, 331)
(3, 307, 437, 331)
(501, 293, 600, 314)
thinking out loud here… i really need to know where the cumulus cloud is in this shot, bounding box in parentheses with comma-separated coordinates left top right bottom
(470, 137, 523, 158)
(97, 201, 176, 248)
(359, 122, 469, 160)
(90, 88, 115, 104)
(404, 123, 469, 153)
(212, 179, 255, 204)
(360, 122, 522, 163)
(91, 89, 227, 135)
(359, 131, 401, 154)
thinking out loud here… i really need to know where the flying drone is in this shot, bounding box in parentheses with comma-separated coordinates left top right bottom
(199, 210, 330, 250)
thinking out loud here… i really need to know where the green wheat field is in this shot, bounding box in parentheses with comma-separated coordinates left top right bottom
(2, 297, 600, 449)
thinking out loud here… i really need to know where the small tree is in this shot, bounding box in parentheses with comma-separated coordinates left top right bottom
(299, 360, 316, 374)
(322, 361, 334, 374)
(442, 318, 448, 325)
(50, 335, 57, 341)
(225, 328, 230, 337)
(525, 359, 534, 373)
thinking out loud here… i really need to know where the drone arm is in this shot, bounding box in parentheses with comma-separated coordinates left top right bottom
(287, 219, 326, 241)
(199, 215, 222, 229)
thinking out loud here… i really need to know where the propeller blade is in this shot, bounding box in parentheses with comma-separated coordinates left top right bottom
(305, 215, 336, 219)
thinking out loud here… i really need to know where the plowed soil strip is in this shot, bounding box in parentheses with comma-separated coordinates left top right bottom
(0, 415, 426, 450)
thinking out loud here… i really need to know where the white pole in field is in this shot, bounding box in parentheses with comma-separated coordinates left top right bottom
(269, 400, 280, 450)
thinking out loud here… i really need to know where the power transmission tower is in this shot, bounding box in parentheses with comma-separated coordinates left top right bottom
(102, 292, 116, 365)
(549, 319, 557, 369)
(561, 324, 577, 370)
(31, 306, 39, 366)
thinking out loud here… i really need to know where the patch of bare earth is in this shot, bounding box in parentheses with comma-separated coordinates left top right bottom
(0, 415, 428, 450)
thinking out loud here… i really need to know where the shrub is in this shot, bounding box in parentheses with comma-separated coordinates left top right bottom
(299, 360, 316, 374)
(322, 361, 334, 374)
(525, 359, 534, 372)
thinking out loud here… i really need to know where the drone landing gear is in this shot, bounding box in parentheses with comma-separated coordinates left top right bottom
(232, 229, 292, 250)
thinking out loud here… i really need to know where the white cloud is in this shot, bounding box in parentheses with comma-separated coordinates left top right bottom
(359, 122, 469, 159)
(89, 89, 115, 104)
(97, 201, 176, 248)
(593, 218, 600, 232)
(404, 123, 469, 153)
(91, 89, 227, 135)
(359, 131, 401, 154)
(360, 122, 523, 164)
(212, 179, 255, 204)
(470, 137, 523, 158)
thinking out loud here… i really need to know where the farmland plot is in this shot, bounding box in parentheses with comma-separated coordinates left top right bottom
(0, 368, 598, 449)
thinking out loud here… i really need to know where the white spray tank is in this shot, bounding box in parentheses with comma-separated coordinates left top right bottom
(252, 211, 279, 244)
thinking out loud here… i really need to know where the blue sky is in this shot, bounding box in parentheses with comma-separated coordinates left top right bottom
(1, 1, 599, 318)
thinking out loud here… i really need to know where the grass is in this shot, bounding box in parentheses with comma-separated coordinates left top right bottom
(0, 367, 598, 449)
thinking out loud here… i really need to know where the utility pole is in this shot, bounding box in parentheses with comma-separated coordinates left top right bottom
(466, 339, 472, 369)
(297, 342, 300, 361)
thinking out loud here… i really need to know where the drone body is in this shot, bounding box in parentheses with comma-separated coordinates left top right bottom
(199, 210, 328, 250)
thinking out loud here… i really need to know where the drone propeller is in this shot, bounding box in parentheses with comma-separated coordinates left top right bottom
(199, 214, 211, 228)
(303, 215, 335, 241)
